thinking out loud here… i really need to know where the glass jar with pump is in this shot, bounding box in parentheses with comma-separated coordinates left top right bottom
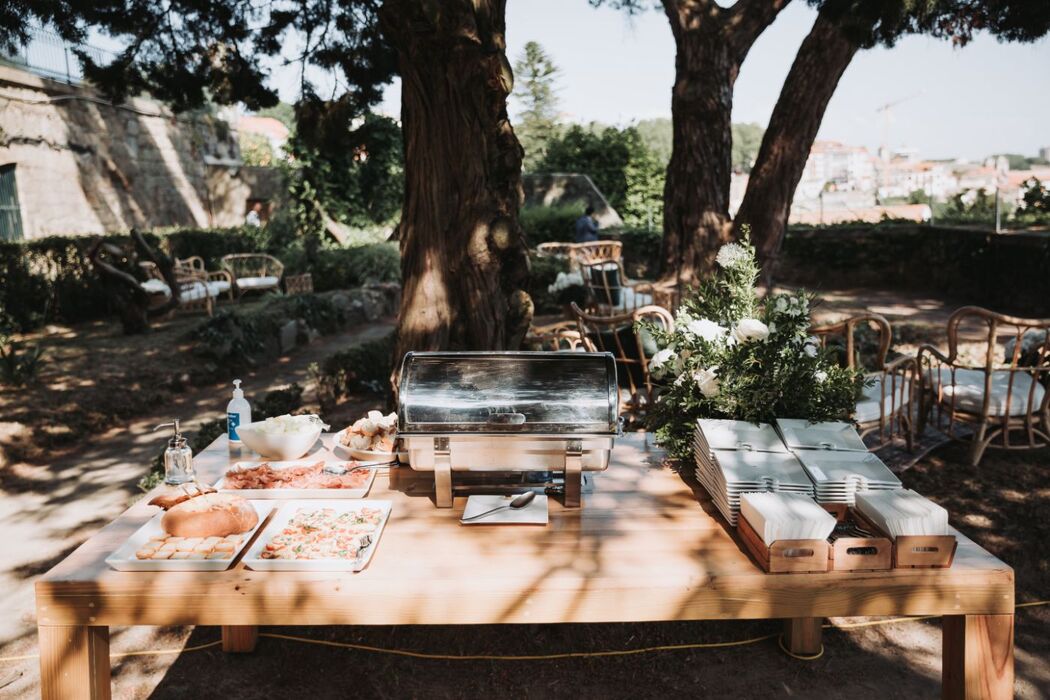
(154, 419, 194, 485)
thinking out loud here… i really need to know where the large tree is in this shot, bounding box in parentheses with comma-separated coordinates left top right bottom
(736, 0, 1050, 271)
(512, 41, 562, 171)
(2, 0, 531, 363)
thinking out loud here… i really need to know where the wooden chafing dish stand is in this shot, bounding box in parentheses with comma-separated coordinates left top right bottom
(396, 351, 622, 507)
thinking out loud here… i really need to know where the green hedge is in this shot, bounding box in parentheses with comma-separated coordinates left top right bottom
(780, 224, 1050, 316)
(520, 205, 579, 247)
(0, 227, 400, 332)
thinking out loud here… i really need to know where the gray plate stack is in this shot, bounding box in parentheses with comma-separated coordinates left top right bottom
(776, 419, 900, 505)
(693, 419, 815, 525)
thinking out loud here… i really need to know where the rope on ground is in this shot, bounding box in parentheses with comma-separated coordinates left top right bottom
(0, 600, 1044, 665)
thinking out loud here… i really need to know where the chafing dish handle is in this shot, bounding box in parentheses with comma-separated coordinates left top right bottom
(487, 412, 526, 425)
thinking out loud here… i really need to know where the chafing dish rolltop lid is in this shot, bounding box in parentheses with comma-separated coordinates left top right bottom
(396, 351, 621, 508)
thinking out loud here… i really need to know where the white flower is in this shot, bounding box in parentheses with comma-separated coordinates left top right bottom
(732, 318, 770, 344)
(675, 308, 695, 327)
(693, 366, 721, 397)
(715, 242, 749, 269)
(649, 346, 676, 377)
(685, 319, 727, 343)
(802, 335, 820, 358)
(774, 296, 788, 313)
(815, 370, 828, 383)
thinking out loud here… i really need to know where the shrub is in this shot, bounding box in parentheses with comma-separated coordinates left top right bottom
(620, 228, 662, 280)
(314, 332, 396, 412)
(528, 255, 572, 314)
(254, 383, 306, 419)
(520, 205, 579, 246)
(305, 243, 401, 292)
(0, 333, 45, 385)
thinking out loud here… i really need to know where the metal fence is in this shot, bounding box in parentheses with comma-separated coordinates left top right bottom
(0, 26, 114, 85)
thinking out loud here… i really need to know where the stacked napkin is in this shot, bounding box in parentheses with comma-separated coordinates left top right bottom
(855, 489, 950, 537)
(740, 492, 837, 546)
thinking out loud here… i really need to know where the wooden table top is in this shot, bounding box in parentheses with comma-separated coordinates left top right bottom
(36, 434, 1013, 628)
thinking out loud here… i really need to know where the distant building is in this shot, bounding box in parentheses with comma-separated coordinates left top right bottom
(236, 115, 291, 158)
(1040, 146, 1050, 162)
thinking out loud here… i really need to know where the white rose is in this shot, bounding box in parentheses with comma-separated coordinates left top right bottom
(732, 318, 770, 344)
(815, 370, 828, 383)
(649, 346, 676, 377)
(685, 319, 727, 343)
(774, 297, 788, 313)
(715, 242, 749, 269)
(802, 335, 820, 358)
(692, 366, 721, 397)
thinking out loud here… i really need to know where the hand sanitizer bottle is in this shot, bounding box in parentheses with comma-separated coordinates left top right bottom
(227, 379, 251, 447)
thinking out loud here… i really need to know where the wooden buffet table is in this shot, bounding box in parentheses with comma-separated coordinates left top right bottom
(36, 434, 1014, 699)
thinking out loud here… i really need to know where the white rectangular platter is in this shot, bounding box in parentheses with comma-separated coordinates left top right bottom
(242, 499, 392, 572)
(214, 460, 377, 499)
(105, 500, 273, 572)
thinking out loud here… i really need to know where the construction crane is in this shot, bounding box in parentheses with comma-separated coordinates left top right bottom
(874, 91, 924, 204)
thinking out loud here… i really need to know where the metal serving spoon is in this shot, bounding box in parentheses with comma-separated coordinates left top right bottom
(459, 491, 537, 523)
(323, 459, 397, 475)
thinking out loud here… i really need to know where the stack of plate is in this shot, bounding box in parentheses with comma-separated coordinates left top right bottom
(775, 419, 868, 452)
(693, 420, 813, 525)
(793, 449, 901, 505)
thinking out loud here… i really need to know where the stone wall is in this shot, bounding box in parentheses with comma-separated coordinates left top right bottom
(0, 65, 283, 239)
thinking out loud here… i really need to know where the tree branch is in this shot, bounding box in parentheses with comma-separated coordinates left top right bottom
(724, 0, 792, 63)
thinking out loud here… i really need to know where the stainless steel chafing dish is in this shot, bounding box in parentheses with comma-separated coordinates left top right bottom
(396, 351, 621, 508)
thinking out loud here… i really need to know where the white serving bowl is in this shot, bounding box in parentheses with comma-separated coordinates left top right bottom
(237, 421, 322, 460)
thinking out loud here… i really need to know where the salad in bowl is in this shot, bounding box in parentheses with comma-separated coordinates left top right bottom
(237, 414, 329, 460)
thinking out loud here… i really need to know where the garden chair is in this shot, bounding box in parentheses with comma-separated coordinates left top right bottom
(579, 259, 661, 314)
(220, 253, 284, 297)
(174, 256, 235, 301)
(810, 313, 917, 450)
(521, 320, 588, 352)
(568, 240, 623, 270)
(536, 242, 574, 260)
(138, 262, 216, 316)
(918, 306, 1050, 467)
(571, 302, 674, 422)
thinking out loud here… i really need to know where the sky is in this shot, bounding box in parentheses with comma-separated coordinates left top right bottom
(357, 0, 1050, 162)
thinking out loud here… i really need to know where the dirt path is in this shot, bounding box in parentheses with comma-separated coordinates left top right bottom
(0, 320, 394, 662)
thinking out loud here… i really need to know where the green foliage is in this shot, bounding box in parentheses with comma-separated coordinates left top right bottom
(254, 383, 306, 420)
(633, 118, 765, 174)
(0, 333, 45, 385)
(191, 293, 350, 372)
(304, 243, 401, 292)
(314, 332, 396, 412)
(285, 109, 404, 236)
(1014, 177, 1050, 226)
(938, 188, 997, 225)
(538, 124, 663, 227)
(519, 204, 580, 246)
(619, 228, 663, 279)
(512, 41, 562, 171)
(643, 233, 860, 460)
(239, 131, 277, 166)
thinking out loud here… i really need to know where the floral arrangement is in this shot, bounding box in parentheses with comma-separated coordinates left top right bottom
(644, 234, 861, 460)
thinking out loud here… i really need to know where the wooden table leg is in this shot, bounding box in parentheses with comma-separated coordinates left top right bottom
(38, 624, 110, 700)
(222, 625, 259, 653)
(783, 617, 823, 656)
(943, 614, 1014, 700)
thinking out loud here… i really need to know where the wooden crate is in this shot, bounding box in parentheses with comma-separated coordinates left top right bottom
(737, 515, 830, 574)
(823, 505, 892, 572)
(823, 503, 956, 569)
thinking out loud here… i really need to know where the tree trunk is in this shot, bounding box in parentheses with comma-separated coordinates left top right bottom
(380, 0, 532, 378)
(659, 0, 790, 284)
(661, 23, 737, 285)
(734, 11, 860, 274)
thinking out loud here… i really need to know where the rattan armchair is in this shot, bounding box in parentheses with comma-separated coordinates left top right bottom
(569, 241, 623, 269)
(220, 253, 285, 297)
(175, 256, 235, 301)
(810, 313, 917, 450)
(571, 302, 674, 422)
(579, 259, 666, 314)
(138, 262, 215, 316)
(918, 306, 1050, 467)
(521, 320, 588, 352)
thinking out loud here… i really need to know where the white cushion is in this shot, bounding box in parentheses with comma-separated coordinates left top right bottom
(855, 373, 912, 424)
(932, 368, 1046, 416)
(236, 276, 280, 290)
(206, 280, 231, 296)
(180, 281, 210, 301)
(140, 279, 171, 296)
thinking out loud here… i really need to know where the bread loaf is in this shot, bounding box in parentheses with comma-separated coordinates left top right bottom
(161, 492, 259, 538)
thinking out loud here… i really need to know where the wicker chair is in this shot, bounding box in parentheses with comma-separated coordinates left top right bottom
(175, 256, 235, 301)
(536, 242, 574, 260)
(521, 320, 588, 352)
(138, 262, 216, 316)
(569, 241, 623, 269)
(579, 259, 665, 314)
(571, 302, 674, 421)
(918, 306, 1050, 466)
(221, 254, 284, 297)
(810, 313, 917, 450)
